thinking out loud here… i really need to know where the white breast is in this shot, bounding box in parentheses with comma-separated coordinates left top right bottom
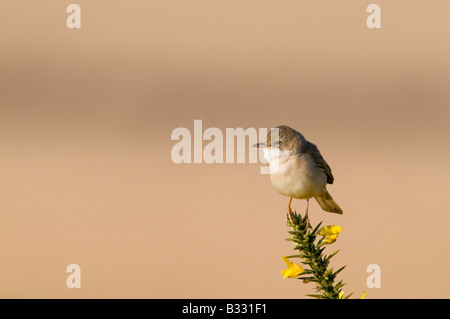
(266, 151, 327, 199)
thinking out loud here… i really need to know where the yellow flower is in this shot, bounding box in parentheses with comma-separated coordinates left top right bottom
(281, 256, 304, 279)
(338, 290, 366, 299)
(318, 225, 342, 244)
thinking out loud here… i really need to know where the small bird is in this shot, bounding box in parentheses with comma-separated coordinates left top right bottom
(254, 125, 343, 221)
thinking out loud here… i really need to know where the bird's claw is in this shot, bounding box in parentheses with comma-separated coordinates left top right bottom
(286, 208, 298, 226)
(300, 212, 311, 229)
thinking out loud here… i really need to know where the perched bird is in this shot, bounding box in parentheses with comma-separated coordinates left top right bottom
(254, 126, 343, 220)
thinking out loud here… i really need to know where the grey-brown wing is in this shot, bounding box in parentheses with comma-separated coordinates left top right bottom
(305, 142, 334, 184)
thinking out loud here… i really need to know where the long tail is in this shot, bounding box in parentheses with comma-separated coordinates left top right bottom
(315, 190, 343, 214)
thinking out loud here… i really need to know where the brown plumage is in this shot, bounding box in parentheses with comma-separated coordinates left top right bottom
(255, 125, 343, 215)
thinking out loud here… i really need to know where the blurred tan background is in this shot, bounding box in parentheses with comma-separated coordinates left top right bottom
(1, 1, 449, 298)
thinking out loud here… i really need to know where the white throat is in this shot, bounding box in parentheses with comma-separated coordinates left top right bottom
(263, 147, 292, 162)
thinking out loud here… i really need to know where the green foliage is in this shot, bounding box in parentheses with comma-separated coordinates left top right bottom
(285, 210, 347, 299)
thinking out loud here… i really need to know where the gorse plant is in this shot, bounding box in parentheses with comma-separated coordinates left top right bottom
(282, 210, 364, 299)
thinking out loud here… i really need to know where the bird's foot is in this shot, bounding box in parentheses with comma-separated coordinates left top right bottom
(286, 207, 298, 226)
(300, 212, 311, 229)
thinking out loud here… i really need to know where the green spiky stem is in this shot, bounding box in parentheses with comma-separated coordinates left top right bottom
(286, 210, 348, 299)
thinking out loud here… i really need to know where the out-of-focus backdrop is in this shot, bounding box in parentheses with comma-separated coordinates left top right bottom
(1, 1, 449, 298)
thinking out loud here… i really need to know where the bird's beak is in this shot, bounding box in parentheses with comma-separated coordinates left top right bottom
(253, 142, 266, 148)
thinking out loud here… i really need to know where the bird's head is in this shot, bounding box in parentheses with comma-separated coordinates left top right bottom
(253, 126, 305, 161)
(254, 125, 303, 150)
